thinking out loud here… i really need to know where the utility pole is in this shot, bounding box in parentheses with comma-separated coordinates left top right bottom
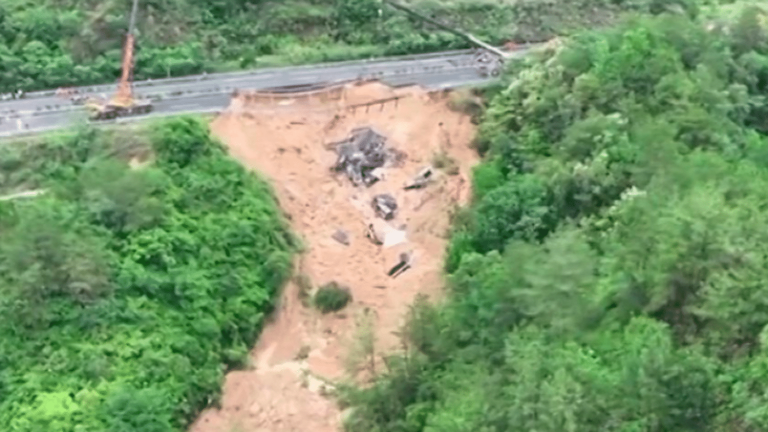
(382, 0, 510, 59)
(128, 0, 139, 35)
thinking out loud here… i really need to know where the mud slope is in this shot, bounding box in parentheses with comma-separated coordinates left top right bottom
(190, 82, 478, 432)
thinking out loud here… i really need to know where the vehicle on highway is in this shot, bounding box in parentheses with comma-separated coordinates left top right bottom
(85, 0, 153, 121)
(1, 90, 25, 101)
(85, 94, 153, 120)
(473, 49, 503, 77)
(56, 87, 89, 105)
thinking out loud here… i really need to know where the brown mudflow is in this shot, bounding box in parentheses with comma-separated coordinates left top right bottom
(189, 82, 478, 432)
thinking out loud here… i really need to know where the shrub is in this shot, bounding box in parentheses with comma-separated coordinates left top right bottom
(314, 282, 352, 313)
(432, 150, 459, 175)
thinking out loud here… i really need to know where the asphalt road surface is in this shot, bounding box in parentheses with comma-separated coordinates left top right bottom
(0, 52, 483, 115)
(0, 47, 537, 137)
(0, 93, 231, 136)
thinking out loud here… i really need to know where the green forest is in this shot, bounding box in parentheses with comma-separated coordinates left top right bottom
(0, 118, 295, 431)
(5, 1, 768, 432)
(342, 4, 768, 432)
(0, 0, 691, 93)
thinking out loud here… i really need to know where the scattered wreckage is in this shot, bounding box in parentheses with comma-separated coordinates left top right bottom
(372, 194, 398, 220)
(387, 251, 413, 278)
(404, 165, 434, 190)
(327, 127, 425, 279)
(332, 228, 350, 246)
(365, 223, 383, 246)
(330, 127, 404, 187)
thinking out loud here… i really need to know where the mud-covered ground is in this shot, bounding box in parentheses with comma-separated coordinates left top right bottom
(190, 82, 478, 432)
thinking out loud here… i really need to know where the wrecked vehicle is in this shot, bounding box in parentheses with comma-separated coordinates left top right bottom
(330, 127, 402, 187)
(372, 194, 397, 220)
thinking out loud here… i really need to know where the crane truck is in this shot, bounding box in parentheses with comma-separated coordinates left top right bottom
(85, 0, 152, 121)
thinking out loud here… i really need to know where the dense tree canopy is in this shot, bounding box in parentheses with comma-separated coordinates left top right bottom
(344, 6, 768, 432)
(4, 2, 768, 432)
(0, 0, 679, 92)
(0, 117, 295, 431)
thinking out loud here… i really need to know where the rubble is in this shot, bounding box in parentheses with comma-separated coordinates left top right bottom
(404, 165, 434, 190)
(365, 223, 383, 245)
(372, 194, 398, 220)
(330, 127, 401, 187)
(332, 229, 350, 245)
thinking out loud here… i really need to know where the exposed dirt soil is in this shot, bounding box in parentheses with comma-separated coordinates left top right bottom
(189, 81, 478, 432)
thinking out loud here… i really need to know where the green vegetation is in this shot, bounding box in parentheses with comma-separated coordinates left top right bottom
(314, 281, 353, 313)
(345, 311, 378, 378)
(344, 5, 768, 432)
(0, 0, 692, 93)
(5, 2, 767, 431)
(0, 117, 296, 431)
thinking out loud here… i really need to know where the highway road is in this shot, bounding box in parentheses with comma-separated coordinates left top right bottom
(0, 93, 231, 134)
(0, 46, 539, 137)
(0, 51, 484, 115)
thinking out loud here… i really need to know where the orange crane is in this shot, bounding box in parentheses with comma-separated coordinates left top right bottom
(85, 0, 152, 120)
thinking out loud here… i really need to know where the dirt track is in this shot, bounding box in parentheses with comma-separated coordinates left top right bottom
(189, 82, 478, 432)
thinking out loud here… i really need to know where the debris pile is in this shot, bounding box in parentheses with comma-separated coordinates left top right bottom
(331, 127, 402, 187)
(372, 194, 398, 220)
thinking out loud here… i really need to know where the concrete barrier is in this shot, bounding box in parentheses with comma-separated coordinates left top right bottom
(234, 80, 350, 109)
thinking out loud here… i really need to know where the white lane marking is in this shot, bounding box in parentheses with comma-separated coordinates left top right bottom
(173, 102, 204, 108)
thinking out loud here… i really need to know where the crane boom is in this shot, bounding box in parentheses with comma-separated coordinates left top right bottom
(111, 0, 139, 107)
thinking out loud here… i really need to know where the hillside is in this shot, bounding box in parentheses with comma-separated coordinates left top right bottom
(5, 1, 768, 432)
(343, 5, 768, 431)
(0, 118, 296, 431)
(0, 0, 692, 93)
